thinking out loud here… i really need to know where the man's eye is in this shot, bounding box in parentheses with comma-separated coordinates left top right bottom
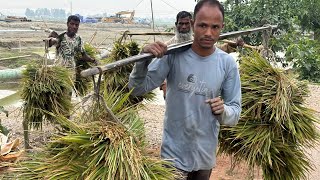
(179, 22, 189, 26)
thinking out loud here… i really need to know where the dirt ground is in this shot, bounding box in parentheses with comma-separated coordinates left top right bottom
(1, 21, 320, 179)
(0, 21, 170, 50)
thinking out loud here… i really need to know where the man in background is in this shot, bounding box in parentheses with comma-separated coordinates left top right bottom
(48, 15, 97, 68)
(47, 15, 97, 115)
(166, 11, 193, 45)
(160, 11, 193, 99)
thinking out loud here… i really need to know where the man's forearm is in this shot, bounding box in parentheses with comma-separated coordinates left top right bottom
(48, 38, 58, 47)
(217, 66, 242, 126)
(128, 58, 153, 95)
(82, 54, 96, 63)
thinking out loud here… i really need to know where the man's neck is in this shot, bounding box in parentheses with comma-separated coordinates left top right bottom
(66, 32, 76, 38)
(191, 44, 215, 57)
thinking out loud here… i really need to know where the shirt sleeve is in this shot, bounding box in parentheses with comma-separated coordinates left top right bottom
(216, 59, 242, 126)
(128, 55, 170, 96)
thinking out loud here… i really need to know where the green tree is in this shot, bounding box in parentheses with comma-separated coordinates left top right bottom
(298, 0, 320, 41)
(194, 0, 320, 82)
(285, 32, 320, 82)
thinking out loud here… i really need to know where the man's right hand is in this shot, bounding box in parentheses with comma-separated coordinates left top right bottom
(141, 41, 167, 58)
(48, 38, 58, 47)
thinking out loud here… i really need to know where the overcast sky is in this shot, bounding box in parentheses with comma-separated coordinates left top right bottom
(0, 0, 198, 18)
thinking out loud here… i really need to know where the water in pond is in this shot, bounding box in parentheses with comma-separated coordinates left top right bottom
(0, 82, 22, 107)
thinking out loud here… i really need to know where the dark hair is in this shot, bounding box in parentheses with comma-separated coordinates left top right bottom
(175, 11, 192, 24)
(67, 15, 80, 23)
(193, 0, 224, 20)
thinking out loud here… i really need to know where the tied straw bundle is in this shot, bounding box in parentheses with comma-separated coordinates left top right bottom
(13, 87, 179, 180)
(21, 64, 73, 130)
(102, 40, 155, 105)
(218, 52, 320, 180)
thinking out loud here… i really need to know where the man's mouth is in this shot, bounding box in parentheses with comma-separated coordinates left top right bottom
(201, 38, 214, 43)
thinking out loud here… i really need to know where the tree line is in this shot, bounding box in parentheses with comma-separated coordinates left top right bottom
(25, 8, 67, 19)
(194, 0, 320, 83)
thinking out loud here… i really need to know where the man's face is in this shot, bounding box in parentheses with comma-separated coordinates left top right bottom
(67, 19, 80, 37)
(176, 17, 191, 34)
(191, 5, 224, 50)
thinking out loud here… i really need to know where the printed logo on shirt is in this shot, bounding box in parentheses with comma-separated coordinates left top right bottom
(187, 74, 196, 83)
(178, 74, 211, 97)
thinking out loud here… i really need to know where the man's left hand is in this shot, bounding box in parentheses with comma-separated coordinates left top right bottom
(206, 97, 224, 115)
(92, 59, 99, 66)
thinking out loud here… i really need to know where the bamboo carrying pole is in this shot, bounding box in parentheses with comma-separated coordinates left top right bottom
(81, 25, 277, 77)
(125, 32, 175, 36)
(220, 39, 259, 50)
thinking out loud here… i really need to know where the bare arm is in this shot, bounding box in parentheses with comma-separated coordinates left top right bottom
(48, 31, 59, 47)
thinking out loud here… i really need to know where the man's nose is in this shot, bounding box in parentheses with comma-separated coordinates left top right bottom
(204, 27, 213, 36)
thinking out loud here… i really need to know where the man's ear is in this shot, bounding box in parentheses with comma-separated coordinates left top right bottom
(222, 23, 225, 29)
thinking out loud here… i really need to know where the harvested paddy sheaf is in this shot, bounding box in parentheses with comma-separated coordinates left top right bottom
(11, 86, 179, 179)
